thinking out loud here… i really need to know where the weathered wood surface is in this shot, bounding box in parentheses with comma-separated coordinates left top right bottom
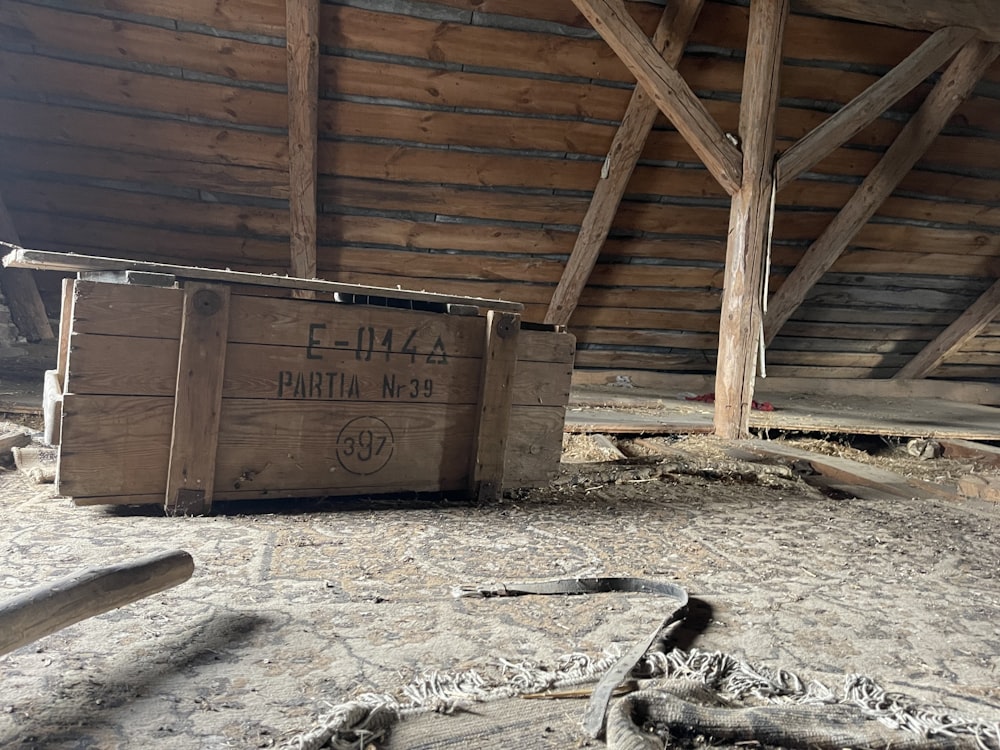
(0, 550, 194, 657)
(764, 39, 1000, 344)
(544, 0, 704, 327)
(895, 278, 1000, 379)
(3, 0, 1000, 381)
(730, 440, 957, 503)
(471, 311, 521, 500)
(776, 26, 976, 189)
(286, 0, 319, 290)
(164, 283, 230, 515)
(2, 246, 523, 312)
(714, 0, 787, 439)
(56, 281, 572, 504)
(567, 384, 1000, 439)
(570, 0, 742, 194)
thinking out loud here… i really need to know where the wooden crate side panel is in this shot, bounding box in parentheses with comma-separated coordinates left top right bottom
(504, 406, 567, 487)
(215, 400, 475, 496)
(58, 395, 173, 498)
(58, 395, 477, 499)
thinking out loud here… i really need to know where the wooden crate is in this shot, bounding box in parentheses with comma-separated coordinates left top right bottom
(24, 253, 574, 513)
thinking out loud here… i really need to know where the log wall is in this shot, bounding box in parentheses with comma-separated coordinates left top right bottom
(2, 0, 1000, 379)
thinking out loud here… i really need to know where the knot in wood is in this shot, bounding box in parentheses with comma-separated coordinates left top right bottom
(495, 313, 518, 339)
(192, 288, 223, 316)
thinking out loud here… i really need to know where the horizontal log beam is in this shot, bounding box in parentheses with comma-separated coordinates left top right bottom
(792, 0, 1000, 44)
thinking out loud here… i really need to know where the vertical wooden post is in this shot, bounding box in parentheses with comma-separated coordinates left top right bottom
(165, 283, 230, 515)
(0, 193, 54, 341)
(714, 0, 788, 439)
(470, 310, 521, 502)
(286, 0, 319, 297)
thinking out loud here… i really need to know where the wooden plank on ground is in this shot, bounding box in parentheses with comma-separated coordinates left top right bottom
(544, 0, 704, 327)
(470, 311, 521, 501)
(731, 440, 957, 502)
(165, 283, 231, 515)
(938, 438, 1000, 468)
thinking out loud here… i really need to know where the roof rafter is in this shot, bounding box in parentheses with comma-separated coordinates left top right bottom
(570, 0, 743, 196)
(544, 0, 705, 327)
(776, 25, 976, 191)
(763, 38, 1000, 345)
(894, 279, 1000, 379)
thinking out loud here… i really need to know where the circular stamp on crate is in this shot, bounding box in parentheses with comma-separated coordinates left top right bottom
(336, 416, 395, 475)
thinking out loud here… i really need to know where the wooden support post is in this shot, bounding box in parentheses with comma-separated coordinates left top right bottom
(165, 283, 230, 515)
(713, 0, 788, 439)
(470, 310, 521, 502)
(894, 278, 1000, 379)
(544, 0, 704, 327)
(0, 193, 54, 342)
(764, 39, 999, 344)
(570, 0, 742, 195)
(286, 0, 319, 298)
(776, 26, 975, 190)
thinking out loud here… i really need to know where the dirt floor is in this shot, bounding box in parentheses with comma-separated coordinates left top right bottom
(1, 424, 999, 749)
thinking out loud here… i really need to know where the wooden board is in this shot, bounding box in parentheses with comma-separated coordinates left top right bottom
(566, 384, 1000, 439)
(3, 247, 523, 312)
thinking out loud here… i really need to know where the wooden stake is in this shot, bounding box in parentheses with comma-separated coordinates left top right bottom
(0, 550, 194, 657)
(0, 194, 54, 342)
(894, 278, 1000, 379)
(713, 0, 788, 440)
(776, 26, 975, 190)
(763, 39, 999, 345)
(544, 0, 704, 327)
(286, 0, 319, 298)
(165, 283, 230, 515)
(570, 0, 742, 195)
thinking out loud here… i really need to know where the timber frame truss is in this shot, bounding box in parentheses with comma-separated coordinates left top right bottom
(550, 0, 1000, 437)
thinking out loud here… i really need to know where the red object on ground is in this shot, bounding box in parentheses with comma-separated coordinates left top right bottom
(686, 392, 776, 411)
